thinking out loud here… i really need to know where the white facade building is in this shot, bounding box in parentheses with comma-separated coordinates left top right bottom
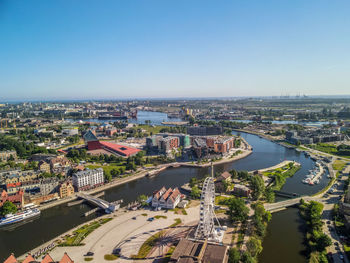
(152, 186, 182, 209)
(72, 168, 104, 191)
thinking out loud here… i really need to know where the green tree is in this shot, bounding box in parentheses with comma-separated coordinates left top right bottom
(250, 175, 265, 200)
(191, 185, 201, 199)
(104, 172, 112, 182)
(189, 177, 198, 188)
(0, 201, 17, 216)
(264, 187, 275, 203)
(316, 234, 332, 251)
(246, 237, 262, 258)
(227, 197, 249, 222)
(228, 248, 241, 263)
(138, 194, 149, 206)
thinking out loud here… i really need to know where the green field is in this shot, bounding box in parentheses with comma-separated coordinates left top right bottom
(59, 218, 112, 246)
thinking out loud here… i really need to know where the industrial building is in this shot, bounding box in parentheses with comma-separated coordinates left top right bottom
(84, 130, 140, 157)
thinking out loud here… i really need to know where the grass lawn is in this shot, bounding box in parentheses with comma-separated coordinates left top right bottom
(309, 143, 350, 159)
(137, 125, 164, 134)
(333, 160, 347, 171)
(154, 215, 167, 219)
(170, 207, 187, 215)
(87, 164, 126, 174)
(170, 218, 182, 227)
(104, 254, 119, 261)
(132, 230, 165, 259)
(59, 218, 112, 246)
(215, 195, 231, 206)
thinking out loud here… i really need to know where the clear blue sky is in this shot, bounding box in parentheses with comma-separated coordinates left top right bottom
(1, 0, 350, 100)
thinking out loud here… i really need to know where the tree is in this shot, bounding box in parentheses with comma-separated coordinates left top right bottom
(264, 187, 275, 203)
(250, 175, 265, 200)
(189, 177, 198, 188)
(228, 248, 241, 263)
(316, 234, 332, 251)
(229, 169, 238, 178)
(241, 252, 256, 263)
(191, 186, 201, 199)
(0, 201, 17, 216)
(246, 237, 262, 258)
(227, 197, 249, 222)
(137, 194, 148, 206)
(104, 172, 112, 182)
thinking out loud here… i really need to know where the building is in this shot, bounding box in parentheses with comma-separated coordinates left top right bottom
(159, 136, 179, 153)
(170, 238, 228, 263)
(38, 160, 51, 173)
(49, 156, 71, 174)
(58, 181, 75, 198)
(233, 184, 251, 197)
(193, 138, 209, 158)
(216, 172, 232, 183)
(62, 128, 79, 136)
(0, 189, 24, 208)
(152, 187, 182, 209)
(72, 168, 104, 191)
(187, 126, 223, 136)
(4, 252, 74, 263)
(0, 150, 17, 162)
(285, 128, 345, 145)
(1, 171, 39, 185)
(84, 130, 140, 157)
(40, 178, 59, 196)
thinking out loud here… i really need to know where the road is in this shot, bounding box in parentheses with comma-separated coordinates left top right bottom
(319, 170, 349, 263)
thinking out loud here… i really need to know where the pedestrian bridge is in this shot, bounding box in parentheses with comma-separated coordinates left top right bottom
(264, 196, 320, 212)
(77, 192, 121, 213)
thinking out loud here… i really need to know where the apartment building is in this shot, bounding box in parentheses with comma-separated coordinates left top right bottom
(72, 168, 104, 191)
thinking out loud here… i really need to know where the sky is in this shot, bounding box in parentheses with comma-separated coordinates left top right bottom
(1, 0, 350, 100)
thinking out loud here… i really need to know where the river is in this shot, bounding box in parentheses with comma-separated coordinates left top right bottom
(0, 130, 328, 261)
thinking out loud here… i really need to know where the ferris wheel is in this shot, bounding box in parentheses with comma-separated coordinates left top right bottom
(194, 175, 223, 242)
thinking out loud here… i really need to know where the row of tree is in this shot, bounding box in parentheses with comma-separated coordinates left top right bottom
(299, 200, 332, 263)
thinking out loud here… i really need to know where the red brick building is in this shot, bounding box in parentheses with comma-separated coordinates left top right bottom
(0, 189, 24, 208)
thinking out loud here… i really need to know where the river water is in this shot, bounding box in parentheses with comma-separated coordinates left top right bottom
(0, 130, 328, 261)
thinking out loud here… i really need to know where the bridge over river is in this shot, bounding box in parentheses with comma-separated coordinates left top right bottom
(76, 192, 122, 213)
(264, 196, 322, 212)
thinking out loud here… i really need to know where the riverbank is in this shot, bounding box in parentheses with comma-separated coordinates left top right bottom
(38, 148, 252, 211)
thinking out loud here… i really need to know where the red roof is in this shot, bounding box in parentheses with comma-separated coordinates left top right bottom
(7, 182, 21, 188)
(59, 252, 74, 263)
(22, 254, 35, 263)
(100, 141, 140, 157)
(41, 254, 55, 263)
(4, 254, 17, 263)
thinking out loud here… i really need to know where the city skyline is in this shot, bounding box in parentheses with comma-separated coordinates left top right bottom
(1, 0, 350, 100)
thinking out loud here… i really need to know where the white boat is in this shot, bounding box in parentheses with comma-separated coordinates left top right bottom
(0, 208, 41, 227)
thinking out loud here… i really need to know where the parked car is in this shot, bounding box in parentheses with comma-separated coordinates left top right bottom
(85, 252, 94, 256)
(132, 216, 137, 220)
(147, 217, 154, 222)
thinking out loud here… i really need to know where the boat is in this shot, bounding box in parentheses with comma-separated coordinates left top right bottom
(0, 208, 41, 227)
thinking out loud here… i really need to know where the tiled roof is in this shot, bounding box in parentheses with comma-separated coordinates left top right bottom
(59, 252, 74, 263)
(3, 254, 17, 263)
(40, 253, 55, 263)
(22, 254, 35, 263)
(161, 188, 173, 201)
(168, 187, 180, 202)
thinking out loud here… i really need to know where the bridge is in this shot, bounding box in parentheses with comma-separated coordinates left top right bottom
(273, 190, 300, 198)
(77, 192, 122, 213)
(264, 196, 321, 212)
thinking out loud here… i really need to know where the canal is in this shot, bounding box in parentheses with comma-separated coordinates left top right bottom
(0, 131, 328, 261)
